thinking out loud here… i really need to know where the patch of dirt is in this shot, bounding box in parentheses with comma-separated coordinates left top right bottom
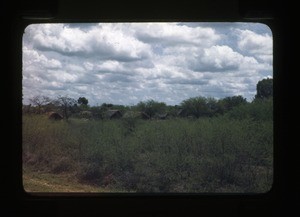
(23, 171, 106, 192)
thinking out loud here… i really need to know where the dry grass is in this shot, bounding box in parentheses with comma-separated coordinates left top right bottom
(23, 168, 111, 193)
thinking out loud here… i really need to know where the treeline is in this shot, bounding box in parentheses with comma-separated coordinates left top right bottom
(23, 78, 273, 120)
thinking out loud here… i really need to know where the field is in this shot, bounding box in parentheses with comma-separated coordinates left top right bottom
(22, 107, 273, 193)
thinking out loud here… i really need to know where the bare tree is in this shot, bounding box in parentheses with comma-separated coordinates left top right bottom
(55, 96, 77, 120)
(29, 95, 51, 114)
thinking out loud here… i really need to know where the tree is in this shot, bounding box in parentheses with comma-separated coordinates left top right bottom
(78, 97, 88, 106)
(180, 96, 210, 118)
(101, 103, 113, 108)
(206, 97, 220, 117)
(219, 95, 247, 113)
(255, 78, 273, 100)
(29, 95, 51, 114)
(136, 100, 167, 118)
(55, 96, 77, 120)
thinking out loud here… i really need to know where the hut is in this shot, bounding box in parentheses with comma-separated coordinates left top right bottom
(140, 112, 150, 120)
(157, 113, 168, 120)
(106, 110, 123, 119)
(177, 109, 187, 117)
(48, 112, 63, 120)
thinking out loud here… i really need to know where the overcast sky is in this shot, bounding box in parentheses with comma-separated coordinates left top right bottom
(22, 22, 272, 106)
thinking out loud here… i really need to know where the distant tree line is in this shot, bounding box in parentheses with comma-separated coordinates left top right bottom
(23, 78, 273, 120)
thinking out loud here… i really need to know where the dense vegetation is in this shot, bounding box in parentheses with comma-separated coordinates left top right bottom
(22, 78, 273, 193)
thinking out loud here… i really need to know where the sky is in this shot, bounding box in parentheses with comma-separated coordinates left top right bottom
(22, 22, 272, 106)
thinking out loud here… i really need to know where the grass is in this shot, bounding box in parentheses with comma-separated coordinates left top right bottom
(23, 111, 273, 193)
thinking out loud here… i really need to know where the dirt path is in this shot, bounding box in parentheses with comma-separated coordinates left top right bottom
(23, 169, 108, 193)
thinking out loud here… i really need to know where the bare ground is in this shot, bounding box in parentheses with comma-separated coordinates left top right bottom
(23, 168, 109, 193)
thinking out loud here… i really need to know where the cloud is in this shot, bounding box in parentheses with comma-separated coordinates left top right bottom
(165, 78, 209, 86)
(135, 23, 220, 47)
(95, 60, 125, 73)
(163, 44, 260, 74)
(23, 46, 62, 71)
(26, 24, 152, 62)
(237, 29, 272, 63)
(23, 23, 273, 106)
(102, 73, 134, 83)
(189, 45, 243, 72)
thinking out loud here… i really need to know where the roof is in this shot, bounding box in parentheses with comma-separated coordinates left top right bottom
(140, 112, 150, 119)
(106, 110, 122, 119)
(157, 113, 168, 119)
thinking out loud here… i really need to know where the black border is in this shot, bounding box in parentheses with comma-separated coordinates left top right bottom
(1, 0, 296, 216)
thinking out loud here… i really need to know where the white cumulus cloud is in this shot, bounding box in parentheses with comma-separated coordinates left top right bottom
(237, 29, 272, 63)
(22, 23, 273, 105)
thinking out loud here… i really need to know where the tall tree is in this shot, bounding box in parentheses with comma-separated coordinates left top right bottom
(55, 96, 77, 120)
(255, 78, 273, 99)
(78, 97, 88, 106)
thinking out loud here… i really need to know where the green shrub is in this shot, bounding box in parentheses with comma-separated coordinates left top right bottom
(23, 113, 273, 193)
(226, 98, 273, 121)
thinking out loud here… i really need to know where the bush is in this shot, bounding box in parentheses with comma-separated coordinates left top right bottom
(23, 114, 273, 193)
(226, 98, 273, 121)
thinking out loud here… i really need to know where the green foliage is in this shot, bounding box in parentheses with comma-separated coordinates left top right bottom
(23, 113, 273, 193)
(179, 95, 248, 118)
(136, 100, 167, 118)
(89, 106, 105, 119)
(78, 97, 88, 106)
(180, 96, 222, 118)
(226, 98, 273, 121)
(255, 78, 273, 99)
(218, 95, 247, 114)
